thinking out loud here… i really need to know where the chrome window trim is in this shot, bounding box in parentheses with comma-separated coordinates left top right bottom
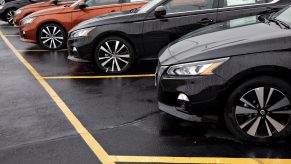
(219, 0, 280, 10)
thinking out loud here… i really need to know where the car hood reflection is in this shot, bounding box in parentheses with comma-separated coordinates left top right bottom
(160, 16, 291, 65)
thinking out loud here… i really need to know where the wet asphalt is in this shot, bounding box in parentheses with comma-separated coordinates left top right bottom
(1, 21, 291, 164)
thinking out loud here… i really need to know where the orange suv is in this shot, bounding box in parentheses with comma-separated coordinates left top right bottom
(19, 0, 148, 50)
(14, 0, 76, 26)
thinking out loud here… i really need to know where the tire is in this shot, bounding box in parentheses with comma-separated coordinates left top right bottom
(38, 23, 67, 50)
(94, 36, 135, 74)
(5, 9, 15, 25)
(224, 76, 291, 142)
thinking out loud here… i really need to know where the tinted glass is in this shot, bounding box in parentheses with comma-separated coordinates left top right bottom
(165, 0, 214, 14)
(224, 0, 273, 7)
(85, 0, 120, 7)
(274, 5, 291, 25)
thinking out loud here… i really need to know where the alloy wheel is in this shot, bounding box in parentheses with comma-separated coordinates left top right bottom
(6, 10, 15, 25)
(40, 25, 65, 50)
(97, 40, 131, 73)
(235, 87, 291, 138)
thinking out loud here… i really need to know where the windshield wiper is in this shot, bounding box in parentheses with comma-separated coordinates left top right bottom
(268, 18, 290, 29)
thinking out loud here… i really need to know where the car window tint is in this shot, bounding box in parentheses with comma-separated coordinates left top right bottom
(165, 0, 215, 14)
(85, 0, 120, 7)
(224, 0, 273, 7)
(274, 6, 291, 25)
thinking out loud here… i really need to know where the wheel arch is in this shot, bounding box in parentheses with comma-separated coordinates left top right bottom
(222, 65, 291, 110)
(91, 31, 137, 60)
(36, 21, 67, 44)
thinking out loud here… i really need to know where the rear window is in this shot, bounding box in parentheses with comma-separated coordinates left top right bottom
(224, 0, 273, 7)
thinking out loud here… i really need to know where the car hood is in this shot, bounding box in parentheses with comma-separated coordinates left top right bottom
(26, 5, 71, 17)
(21, 1, 50, 10)
(70, 9, 143, 32)
(160, 16, 291, 66)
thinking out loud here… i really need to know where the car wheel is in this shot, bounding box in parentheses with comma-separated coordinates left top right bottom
(38, 23, 66, 50)
(225, 76, 291, 142)
(5, 9, 15, 25)
(94, 36, 134, 74)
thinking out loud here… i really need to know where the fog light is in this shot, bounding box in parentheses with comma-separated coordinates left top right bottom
(177, 93, 189, 102)
(73, 47, 77, 52)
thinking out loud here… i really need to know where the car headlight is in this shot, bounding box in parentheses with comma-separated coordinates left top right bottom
(14, 9, 22, 15)
(71, 27, 94, 38)
(167, 57, 229, 76)
(21, 17, 37, 25)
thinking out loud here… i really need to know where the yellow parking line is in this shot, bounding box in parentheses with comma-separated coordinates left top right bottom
(110, 156, 291, 164)
(4, 34, 20, 37)
(0, 31, 115, 164)
(17, 49, 68, 52)
(43, 74, 155, 79)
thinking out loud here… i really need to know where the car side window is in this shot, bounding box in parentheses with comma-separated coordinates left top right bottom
(164, 0, 215, 14)
(224, 0, 273, 7)
(85, 0, 120, 7)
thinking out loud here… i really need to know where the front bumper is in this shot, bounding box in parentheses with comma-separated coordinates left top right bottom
(157, 71, 227, 122)
(19, 24, 37, 43)
(67, 36, 94, 62)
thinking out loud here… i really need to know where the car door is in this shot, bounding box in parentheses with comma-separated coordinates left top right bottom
(71, 0, 122, 28)
(142, 0, 219, 59)
(121, 0, 147, 10)
(216, 0, 282, 22)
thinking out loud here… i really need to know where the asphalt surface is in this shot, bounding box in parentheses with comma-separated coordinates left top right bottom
(1, 21, 291, 164)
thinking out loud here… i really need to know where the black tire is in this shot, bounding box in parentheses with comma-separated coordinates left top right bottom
(38, 23, 67, 50)
(94, 36, 134, 74)
(224, 76, 291, 142)
(5, 8, 15, 25)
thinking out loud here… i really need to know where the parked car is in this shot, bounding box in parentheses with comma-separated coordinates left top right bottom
(19, 0, 148, 50)
(0, 0, 47, 25)
(67, 0, 290, 74)
(156, 5, 291, 142)
(14, 0, 76, 25)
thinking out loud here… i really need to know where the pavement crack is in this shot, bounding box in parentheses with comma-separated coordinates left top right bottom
(95, 111, 161, 132)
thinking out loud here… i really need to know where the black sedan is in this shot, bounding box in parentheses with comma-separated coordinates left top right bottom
(67, 0, 289, 74)
(157, 6, 291, 142)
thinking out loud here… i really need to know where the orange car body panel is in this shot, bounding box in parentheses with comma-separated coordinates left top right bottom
(14, 1, 75, 25)
(19, 1, 147, 44)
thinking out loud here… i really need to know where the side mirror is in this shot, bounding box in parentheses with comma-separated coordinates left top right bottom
(51, 0, 58, 5)
(155, 6, 166, 17)
(78, 2, 88, 10)
(258, 15, 266, 23)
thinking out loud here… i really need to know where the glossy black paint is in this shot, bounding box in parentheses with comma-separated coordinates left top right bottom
(157, 15, 291, 121)
(68, 0, 291, 63)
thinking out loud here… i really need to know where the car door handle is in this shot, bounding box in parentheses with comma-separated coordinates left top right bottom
(198, 18, 214, 25)
(111, 10, 116, 12)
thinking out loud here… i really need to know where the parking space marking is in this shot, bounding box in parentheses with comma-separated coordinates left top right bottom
(0, 31, 115, 164)
(4, 35, 20, 37)
(2, 30, 291, 164)
(110, 156, 291, 164)
(43, 74, 155, 79)
(17, 49, 68, 52)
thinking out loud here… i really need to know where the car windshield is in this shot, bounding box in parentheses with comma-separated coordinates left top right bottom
(271, 5, 291, 26)
(138, 0, 161, 13)
(70, 0, 82, 7)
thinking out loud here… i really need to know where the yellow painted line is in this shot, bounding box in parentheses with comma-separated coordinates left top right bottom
(43, 74, 155, 79)
(110, 156, 291, 164)
(4, 34, 20, 37)
(0, 31, 115, 164)
(17, 49, 68, 52)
